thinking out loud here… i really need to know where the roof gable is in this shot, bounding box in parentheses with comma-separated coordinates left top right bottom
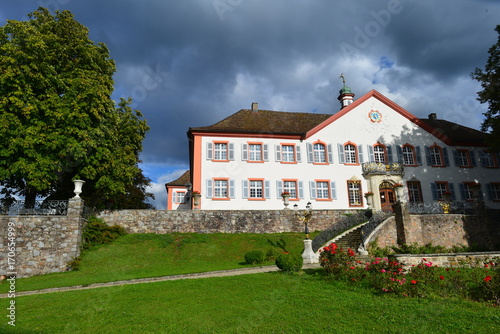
(305, 90, 487, 146)
(165, 170, 190, 187)
(188, 90, 488, 146)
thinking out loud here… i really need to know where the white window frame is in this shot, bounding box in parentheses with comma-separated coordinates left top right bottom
(249, 180, 263, 199)
(430, 147, 443, 166)
(373, 145, 386, 163)
(213, 180, 228, 198)
(313, 143, 326, 163)
(345, 144, 357, 164)
(403, 146, 415, 165)
(214, 143, 227, 160)
(347, 181, 362, 207)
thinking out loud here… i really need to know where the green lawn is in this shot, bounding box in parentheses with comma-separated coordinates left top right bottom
(1, 272, 499, 333)
(1, 233, 499, 333)
(0, 232, 315, 293)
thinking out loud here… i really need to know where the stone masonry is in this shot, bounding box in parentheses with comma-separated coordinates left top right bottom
(0, 198, 84, 278)
(97, 209, 360, 234)
(369, 212, 499, 250)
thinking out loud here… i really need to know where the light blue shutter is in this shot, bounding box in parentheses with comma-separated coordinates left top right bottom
(298, 181, 304, 199)
(275, 145, 282, 162)
(459, 183, 466, 200)
(228, 143, 234, 161)
(242, 180, 249, 199)
(330, 182, 337, 200)
(486, 183, 494, 200)
(309, 181, 317, 200)
(449, 183, 456, 200)
(327, 144, 334, 164)
(431, 183, 438, 200)
(480, 151, 487, 167)
(338, 144, 345, 164)
(296, 146, 302, 162)
(443, 147, 450, 166)
(470, 151, 477, 167)
(229, 180, 235, 199)
(425, 146, 431, 166)
(416, 146, 422, 165)
(276, 181, 283, 199)
(264, 180, 271, 199)
(396, 145, 403, 163)
(358, 145, 364, 163)
(206, 180, 213, 199)
(368, 145, 375, 162)
(307, 143, 313, 163)
(477, 184, 484, 200)
(242, 144, 248, 161)
(263, 144, 269, 161)
(453, 149, 460, 166)
(207, 142, 213, 160)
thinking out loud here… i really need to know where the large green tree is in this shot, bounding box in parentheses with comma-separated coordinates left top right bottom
(0, 8, 152, 209)
(472, 25, 500, 150)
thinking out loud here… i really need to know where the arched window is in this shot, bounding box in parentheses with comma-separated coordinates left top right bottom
(373, 145, 386, 163)
(344, 144, 357, 164)
(402, 145, 415, 166)
(430, 146, 443, 166)
(314, 143, 326, 163)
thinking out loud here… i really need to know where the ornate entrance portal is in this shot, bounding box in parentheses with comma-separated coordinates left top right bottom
(379, 181, 396, 212)
(362, 162, 404, 211)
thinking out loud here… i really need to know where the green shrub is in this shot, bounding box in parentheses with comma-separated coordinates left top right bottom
(267, 237, 288, 252)
(265, 248, 280, 261)
(82, 217, 127, 250)
(66, 256, 82, 271)
(275, 253, 303, 272)
(391, 243, 476, 255)
(244, 250, 265, 265)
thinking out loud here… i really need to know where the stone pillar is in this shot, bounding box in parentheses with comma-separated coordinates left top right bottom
(67, 197, 84, 217)
(66, 197, 85, 256)
(393, 201, 408, 246)
(302, 239, 319, 264)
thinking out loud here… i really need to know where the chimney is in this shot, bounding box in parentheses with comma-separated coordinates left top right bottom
(428, 113, 437, 120)
(251, 102, 258, 112)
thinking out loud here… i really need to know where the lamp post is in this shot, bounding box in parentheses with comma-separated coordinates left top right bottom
(294, 202, 318, 264)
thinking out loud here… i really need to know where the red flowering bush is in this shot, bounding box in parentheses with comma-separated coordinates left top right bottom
(480, 262, 499, 305)
(319, 243, 363, 281)
(320, 248, 500, 304)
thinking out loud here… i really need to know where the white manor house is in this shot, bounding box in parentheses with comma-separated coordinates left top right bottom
(166, 87, 500, 212)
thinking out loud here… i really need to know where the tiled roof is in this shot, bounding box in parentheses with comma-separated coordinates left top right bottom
(189, 109, 331, 136)
(189, 99, 489, 147)
(165, 170, 190, 187)
(419, 118, 488, 146)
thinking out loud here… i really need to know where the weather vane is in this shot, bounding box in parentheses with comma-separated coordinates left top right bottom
(340, 73, 346, 84)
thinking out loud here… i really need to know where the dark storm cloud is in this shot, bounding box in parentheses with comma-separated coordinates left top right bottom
(2, 0, 499, 208)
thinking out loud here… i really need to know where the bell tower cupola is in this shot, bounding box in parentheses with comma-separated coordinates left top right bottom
(337, 73, 355, 109)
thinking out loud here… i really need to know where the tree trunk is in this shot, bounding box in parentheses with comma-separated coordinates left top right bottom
(24, 188, 37, 209)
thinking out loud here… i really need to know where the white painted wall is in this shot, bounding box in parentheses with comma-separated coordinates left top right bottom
(175, 96, 500, 210)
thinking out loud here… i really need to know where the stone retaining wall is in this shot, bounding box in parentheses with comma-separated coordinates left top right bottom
(97, 209, 360, 234)
(390, 252, 500, 269)
(369, 213, 499, 250)
(0, 198, 84, 278)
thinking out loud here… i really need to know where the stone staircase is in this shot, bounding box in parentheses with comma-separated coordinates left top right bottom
(333, 224, 364, 251)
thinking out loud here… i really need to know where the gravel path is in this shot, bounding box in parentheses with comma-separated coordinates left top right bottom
(0, 263, 321, 298)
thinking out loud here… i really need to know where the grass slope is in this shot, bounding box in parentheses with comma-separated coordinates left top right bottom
(1, 232, 314, 293)
(1, 273, 499, 333)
